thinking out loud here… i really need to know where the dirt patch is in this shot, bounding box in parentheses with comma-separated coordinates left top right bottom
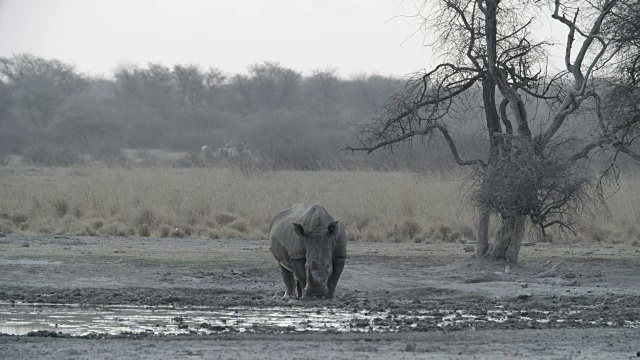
(1, 235, 640, 358)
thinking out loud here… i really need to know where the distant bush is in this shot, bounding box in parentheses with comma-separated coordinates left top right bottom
(175, 152, 204, 168)
(24, 145, 83, 166)
(89, 145, 127, 164)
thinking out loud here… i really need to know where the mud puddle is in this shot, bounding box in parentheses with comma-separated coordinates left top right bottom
(1, 302, 638, 336)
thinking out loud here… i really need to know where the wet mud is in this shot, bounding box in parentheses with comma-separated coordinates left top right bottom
(1, 297, 639, 338)
(1, 235, 640, 358)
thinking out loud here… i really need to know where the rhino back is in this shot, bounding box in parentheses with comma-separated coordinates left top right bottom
(333, 222, 348, 259)
(269, 203, 338, 269)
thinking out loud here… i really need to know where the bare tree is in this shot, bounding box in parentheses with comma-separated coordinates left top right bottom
(0, 54, 85, 127)
(172, 64, 206, 112)
(203, 67, 226, 107)
(347, 0, 640, 263)
(606, 0, 640, 85)
(232, 62, 302, 112)
(305, 67, 342, 119)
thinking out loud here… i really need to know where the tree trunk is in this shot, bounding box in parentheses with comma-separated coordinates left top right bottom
(475, 204, 490, 258)
(488, 215, 526, 263)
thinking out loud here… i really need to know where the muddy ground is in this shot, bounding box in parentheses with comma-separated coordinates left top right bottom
(0, 235, 639, 359)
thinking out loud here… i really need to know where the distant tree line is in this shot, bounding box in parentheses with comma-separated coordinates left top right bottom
(0, 53, 490, 169)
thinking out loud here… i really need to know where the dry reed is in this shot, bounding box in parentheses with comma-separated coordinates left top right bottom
(0, 165, 638, 243)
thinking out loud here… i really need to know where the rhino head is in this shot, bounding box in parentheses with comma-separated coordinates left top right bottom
(292, 220, 339, 298)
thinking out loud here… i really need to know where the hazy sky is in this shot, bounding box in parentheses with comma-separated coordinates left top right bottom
(0, 0, 440, 78)
(0, 0, 569, 79)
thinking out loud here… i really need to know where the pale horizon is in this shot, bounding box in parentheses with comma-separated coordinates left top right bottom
(0, 0, 441, 78)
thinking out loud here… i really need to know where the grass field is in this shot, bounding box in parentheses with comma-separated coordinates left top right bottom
(0, 165, 639, 244)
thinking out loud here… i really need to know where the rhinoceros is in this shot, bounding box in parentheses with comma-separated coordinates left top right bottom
(269, 203, 347, 299)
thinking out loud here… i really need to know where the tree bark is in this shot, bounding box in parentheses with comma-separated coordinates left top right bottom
(475, 203, 490, 258)
(488, 215, 526, 263)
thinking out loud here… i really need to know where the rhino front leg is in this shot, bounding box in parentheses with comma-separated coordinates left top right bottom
(296, 281, 303, 298)
(292, 258, 307, 297)
(280, 265, 297, 297)
(326, 257, 345, 299)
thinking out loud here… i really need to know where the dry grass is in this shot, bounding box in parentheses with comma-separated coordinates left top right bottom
(0, 165, 638, 243)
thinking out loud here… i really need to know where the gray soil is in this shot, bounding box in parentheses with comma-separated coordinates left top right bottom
(1, 235, 639, 359)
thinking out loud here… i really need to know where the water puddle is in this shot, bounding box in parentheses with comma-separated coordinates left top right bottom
(0, 302, 638, 336)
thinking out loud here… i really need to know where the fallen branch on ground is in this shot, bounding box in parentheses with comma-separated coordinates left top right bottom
(464, 261, 577, 286)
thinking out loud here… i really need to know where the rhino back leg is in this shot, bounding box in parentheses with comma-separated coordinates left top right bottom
(280, 265, 297, 297)
(327, 258, 346, 299)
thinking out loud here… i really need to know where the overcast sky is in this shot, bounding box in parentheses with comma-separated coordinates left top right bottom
(0, 0, 442, 78)
(0, 0, 569, 79)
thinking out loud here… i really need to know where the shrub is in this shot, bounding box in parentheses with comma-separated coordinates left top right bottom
(72, 204, 83, 218)
(214, 213, 235, 226)
(170, 228, 185, 238)
(160, 226, 171, 238)
(399, 219, 422, 239)
(0, 219, 14, 234)
(51, 199, 69, 218)
(229, 219, 249, 233)
(438, 224, 452, 241)
(208, 227, 242, 239)
(102, 222, 128, 237)
(138, 224, 151, 237)
(590, 227, 611, 242)
(345, 230, 361, 242)
(361, 230, 384, 242)
(91, 219, 104, 230)
(80, 226, 97, 236)
(135, 207, 155, 226)
(11, 213, 28, 225)
(175, 152, 204, 168)
(184, 209, 200, 226)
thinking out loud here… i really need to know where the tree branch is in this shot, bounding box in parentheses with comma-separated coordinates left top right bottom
(346, 124, 486, 167)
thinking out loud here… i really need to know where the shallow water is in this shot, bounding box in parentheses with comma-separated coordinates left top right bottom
(0, 302, 638, 336)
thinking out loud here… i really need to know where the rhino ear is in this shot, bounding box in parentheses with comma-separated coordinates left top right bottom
(292, 223, 305, 238)
(327, 221, 339, 236)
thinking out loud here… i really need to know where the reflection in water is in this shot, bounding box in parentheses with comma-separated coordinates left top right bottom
(0, 302, 638, 336)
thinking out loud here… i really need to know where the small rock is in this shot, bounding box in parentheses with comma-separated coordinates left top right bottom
(0, 232, 5, 237)
(405, 342, 416, 352)
(21, 242, 29, 247)
(521, 283, 529, 288)
(563, 272, 577, 279)
(463, 245, 475, 253)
